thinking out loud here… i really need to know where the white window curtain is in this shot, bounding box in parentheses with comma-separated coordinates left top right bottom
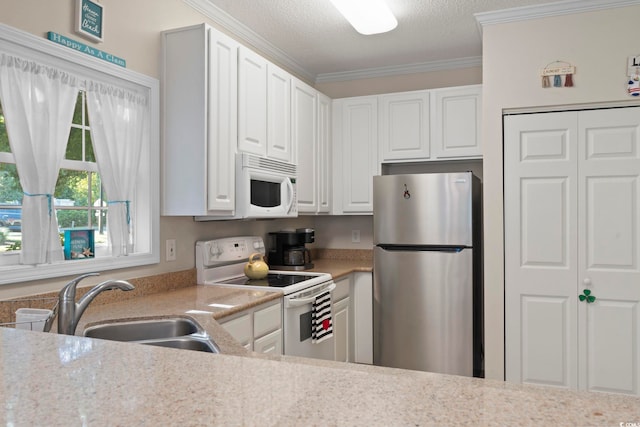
(0, 53, 79, 265)
(86, 82, 149, 256)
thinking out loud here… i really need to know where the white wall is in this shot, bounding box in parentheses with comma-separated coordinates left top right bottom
(482, 4, 640, 380)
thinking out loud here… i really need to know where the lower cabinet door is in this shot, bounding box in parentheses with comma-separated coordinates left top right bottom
(254, 329, 282, 355)
(333, 297, 350, 362)
(221, 313, 252, 350)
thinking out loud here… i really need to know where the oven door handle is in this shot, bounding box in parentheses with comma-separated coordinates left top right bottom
(284, 283, 336, 308)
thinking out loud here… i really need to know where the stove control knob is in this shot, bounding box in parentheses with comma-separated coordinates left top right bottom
(209, 243, 222, 258)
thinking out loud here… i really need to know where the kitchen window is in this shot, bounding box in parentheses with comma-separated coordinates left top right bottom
(0, 93, 109, 258)
(0, 24, 159, 285)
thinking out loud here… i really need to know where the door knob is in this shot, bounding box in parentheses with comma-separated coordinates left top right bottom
(583, 277, 592, 287)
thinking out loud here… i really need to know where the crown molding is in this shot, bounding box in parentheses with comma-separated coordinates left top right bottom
(475, 0, 640, 33)
(183, 0, 314, 82)
(185, 0, 640, 85)
(315, 57, 482, 84)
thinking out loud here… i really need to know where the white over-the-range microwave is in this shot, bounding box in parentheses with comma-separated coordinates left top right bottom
(196, 153, 297, 221)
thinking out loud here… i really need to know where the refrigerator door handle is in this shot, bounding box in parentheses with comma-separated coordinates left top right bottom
(377, 245, 467, 252)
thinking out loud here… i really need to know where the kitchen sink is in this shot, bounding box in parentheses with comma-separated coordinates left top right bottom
(83, 317, 220, 353)
(84, 318, 200, 341)
(141, 337, 218, 353)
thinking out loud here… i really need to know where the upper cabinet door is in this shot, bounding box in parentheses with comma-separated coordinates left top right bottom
(431, 85, 482, 159)
(292, 78, 318, 212)
(317, 92, 332, 213)
(335, 96, 379, 214)
(238, 46, 267, 156)
(379, 91, 430, 161)
(267, 63, 292, 162)
(206, 28, 239, 212)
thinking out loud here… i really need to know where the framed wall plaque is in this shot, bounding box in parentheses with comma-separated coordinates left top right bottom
(76, 0, 104, 43)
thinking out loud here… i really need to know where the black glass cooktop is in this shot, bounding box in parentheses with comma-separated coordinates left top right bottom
(222, 273, 319, 288)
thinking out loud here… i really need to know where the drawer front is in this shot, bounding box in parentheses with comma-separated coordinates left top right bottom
(254, 329, 282, 355)
(333, 276, 350, 301)
(254, 302, 282, 338)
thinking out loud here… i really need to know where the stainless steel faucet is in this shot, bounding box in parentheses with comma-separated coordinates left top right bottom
(57, 272, 135, 335)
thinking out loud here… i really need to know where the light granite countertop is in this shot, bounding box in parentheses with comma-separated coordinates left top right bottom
(1, 327, 640, 426)
(2, 258, 639, 425)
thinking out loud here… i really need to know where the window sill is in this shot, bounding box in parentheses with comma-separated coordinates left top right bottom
(0, 252, 160, 286)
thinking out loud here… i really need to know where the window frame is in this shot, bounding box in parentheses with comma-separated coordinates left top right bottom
(0, 24, 160, 285)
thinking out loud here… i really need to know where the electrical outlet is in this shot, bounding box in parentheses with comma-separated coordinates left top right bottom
(351, 230, 360, 243)
(166, 239, 176, 261)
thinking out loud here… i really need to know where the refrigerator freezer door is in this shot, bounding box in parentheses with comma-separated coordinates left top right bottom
(373, 172, 474, 246)
(373, 246, 474, 376)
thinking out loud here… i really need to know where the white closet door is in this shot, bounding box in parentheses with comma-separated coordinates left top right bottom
(577, 107, 640, 395)
(504, 111, 579, 388)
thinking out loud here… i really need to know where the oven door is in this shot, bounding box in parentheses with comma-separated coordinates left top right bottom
(283, 281, 336, 360)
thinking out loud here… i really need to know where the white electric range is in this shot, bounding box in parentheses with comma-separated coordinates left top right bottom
(196, 236, 335, 360)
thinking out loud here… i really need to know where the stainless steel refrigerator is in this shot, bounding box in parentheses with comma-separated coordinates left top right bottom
(373, 172, 483, 377)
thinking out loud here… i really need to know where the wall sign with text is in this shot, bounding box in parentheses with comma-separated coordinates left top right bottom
(76, 0, 104, 43)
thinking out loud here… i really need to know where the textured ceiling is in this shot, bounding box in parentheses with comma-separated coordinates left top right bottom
(199, 0, 558, 79)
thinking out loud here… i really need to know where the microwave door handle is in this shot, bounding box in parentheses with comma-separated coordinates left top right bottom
(285, 178, 294, 213)
(285, 283, 336, 307)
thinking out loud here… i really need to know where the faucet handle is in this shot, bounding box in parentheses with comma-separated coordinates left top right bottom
(70, 272, 101, 285)
(59, 272, 101, 299)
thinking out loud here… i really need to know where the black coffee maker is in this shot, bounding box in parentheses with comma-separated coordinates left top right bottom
(268, 228, 314, 270)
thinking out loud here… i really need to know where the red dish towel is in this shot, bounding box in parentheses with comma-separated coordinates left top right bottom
(311, 290, 333, 343)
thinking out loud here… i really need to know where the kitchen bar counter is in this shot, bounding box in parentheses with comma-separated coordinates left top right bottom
(3, 257, 639, 425)
(2, 326, 639, 426)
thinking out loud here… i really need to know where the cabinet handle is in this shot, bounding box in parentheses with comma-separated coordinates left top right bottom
(583, 277, 592, 287)
(579, 289, 596, 303)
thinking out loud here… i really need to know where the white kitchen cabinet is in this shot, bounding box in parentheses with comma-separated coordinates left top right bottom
(238, 46, 267, 157)
(317, 92, 332, 213)
(379, 90, 430, 161)
(161, 23, 238, 216)
(352, 272, 373, 364)
(238, 49, 294, 163)
(253, 329, 283, 355)
(333, 276, 351, 362)
(296, 80, 331, 214)
(332, 86, 481, 214)
(331, 273, 373, 364)
(267, 63, 292, 162)
(504, 106, 640, 396)
(220, 312, 252, 350)
(332, 96, 379, 214)
(292, 78, 318, 212)
(431, 85, 482, 159)
(220, 299, 283, 354)
(333, 297, 350, 362)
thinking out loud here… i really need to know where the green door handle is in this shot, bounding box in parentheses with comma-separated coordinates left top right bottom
(579, 289, 596, 303)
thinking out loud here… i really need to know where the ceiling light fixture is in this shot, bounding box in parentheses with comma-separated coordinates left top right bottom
(328, 0, 398, 35)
